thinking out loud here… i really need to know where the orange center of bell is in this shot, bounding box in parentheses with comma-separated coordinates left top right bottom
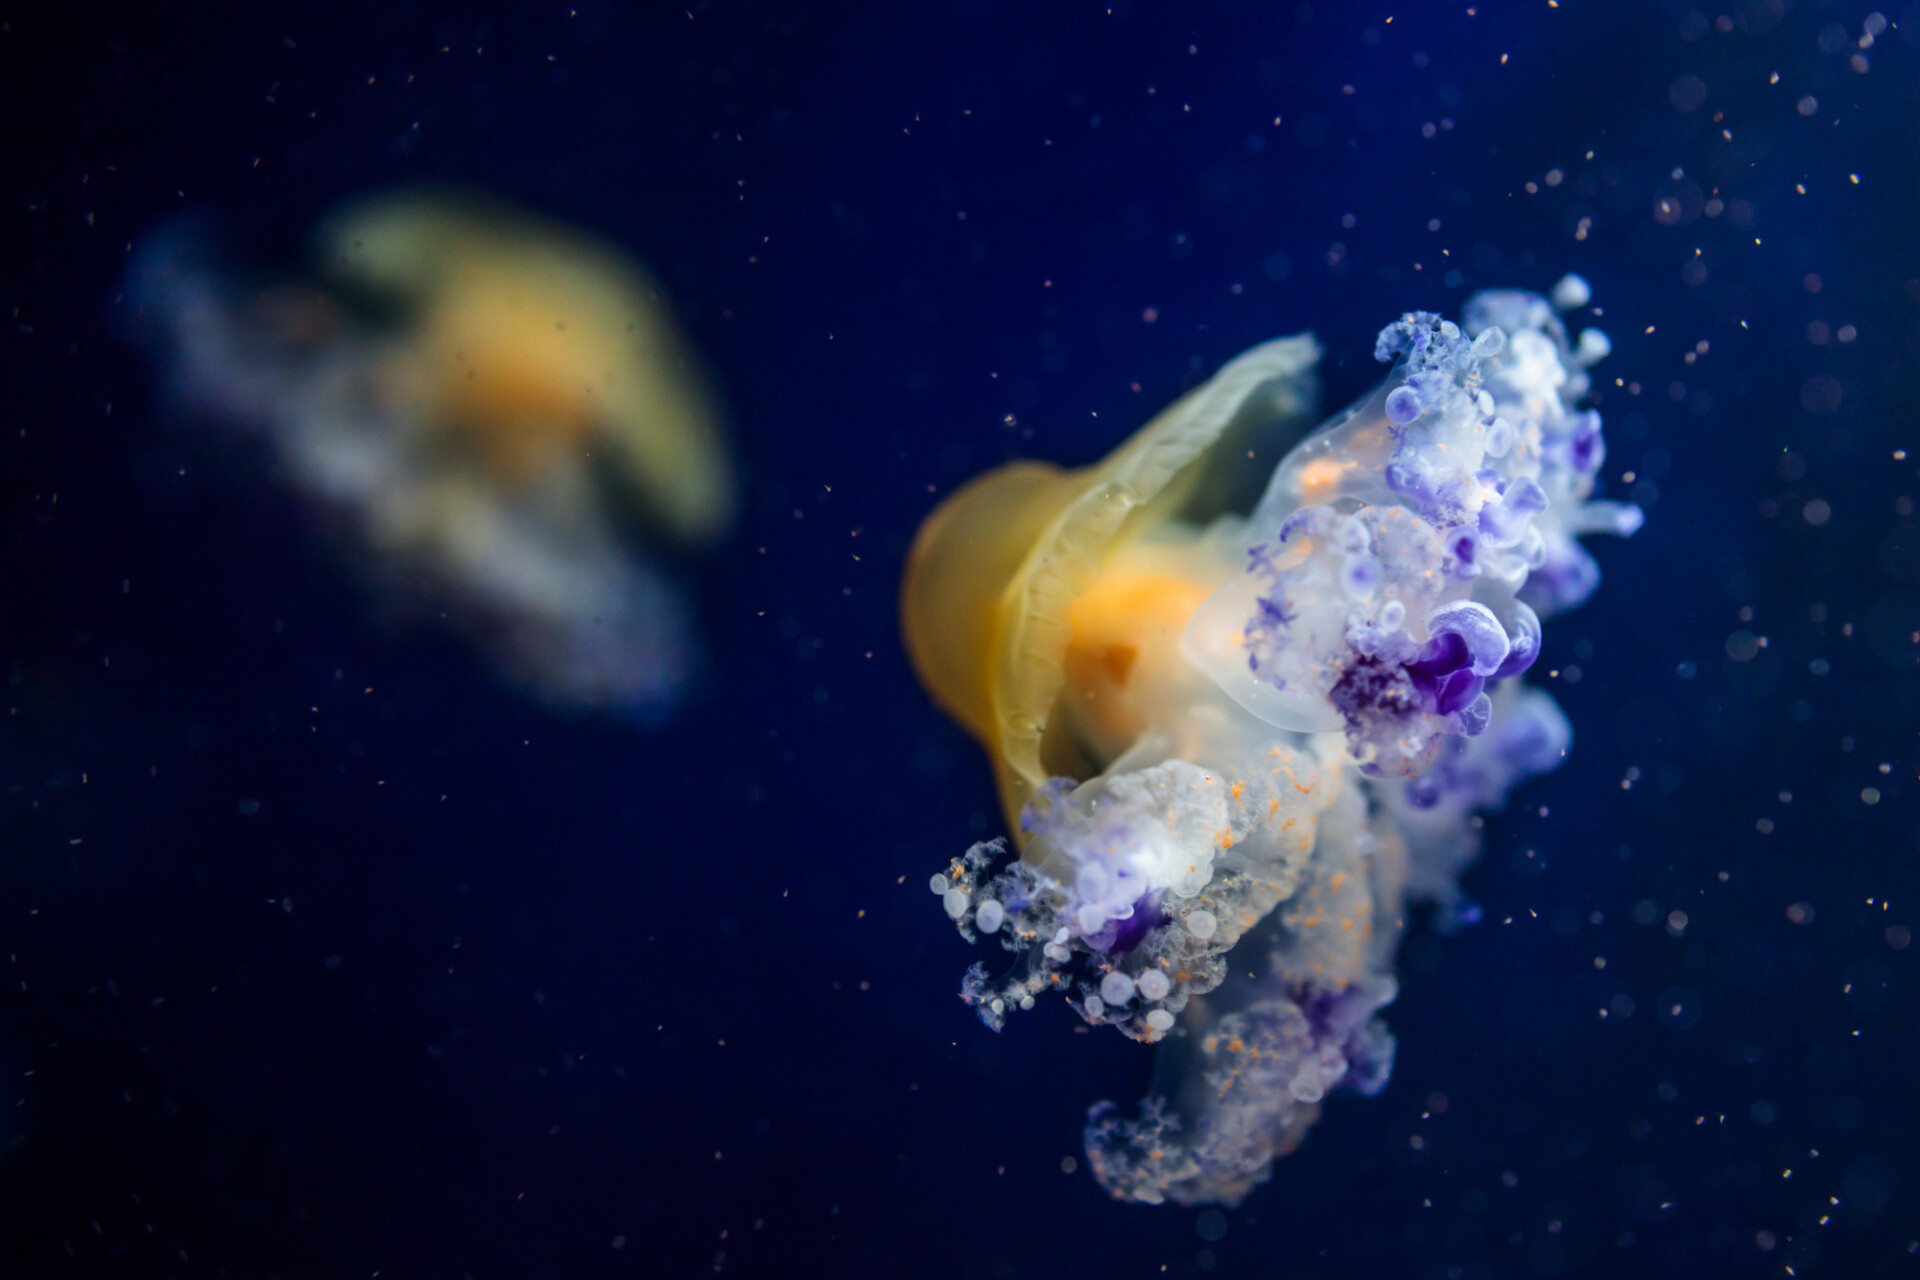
(1061, 571, 1210, 758)
(423, 291, 604, 487)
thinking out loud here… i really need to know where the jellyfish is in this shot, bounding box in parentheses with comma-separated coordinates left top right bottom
(904, 278, 1640, 1205)
(130, 186, 734, 716)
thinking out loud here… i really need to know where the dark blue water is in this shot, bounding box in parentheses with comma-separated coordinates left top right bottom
(5, 2, 1919, 1276)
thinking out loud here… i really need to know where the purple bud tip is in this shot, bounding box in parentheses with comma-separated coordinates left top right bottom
(1406, 632, 1487, 715)
(1609, 504, 1646, 536)
(1491, 602, 1542, 679)
(1104, 897, 1165, 954)
(1507, 477, 1549, 518)
(1425, 600, 1511, 676)
(1453, 690, 1493, 736)
(1385, 385, 1424, 425)
(1444, 526, 1481, 578)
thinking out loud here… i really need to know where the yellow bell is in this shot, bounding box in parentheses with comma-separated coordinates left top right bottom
(902, 335, 1321, 840)
(315, 187, 734, 545)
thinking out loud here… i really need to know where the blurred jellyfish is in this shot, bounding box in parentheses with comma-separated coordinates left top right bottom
(905, 279, 1638, 1205)
(131, 186, 734, 717)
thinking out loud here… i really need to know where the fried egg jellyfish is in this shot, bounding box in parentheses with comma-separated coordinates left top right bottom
(131, 187, 734, 716)
(904, 280, 1640, 1206)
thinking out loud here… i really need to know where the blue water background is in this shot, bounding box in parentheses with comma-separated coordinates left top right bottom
(3, 2, 1919, 1276)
